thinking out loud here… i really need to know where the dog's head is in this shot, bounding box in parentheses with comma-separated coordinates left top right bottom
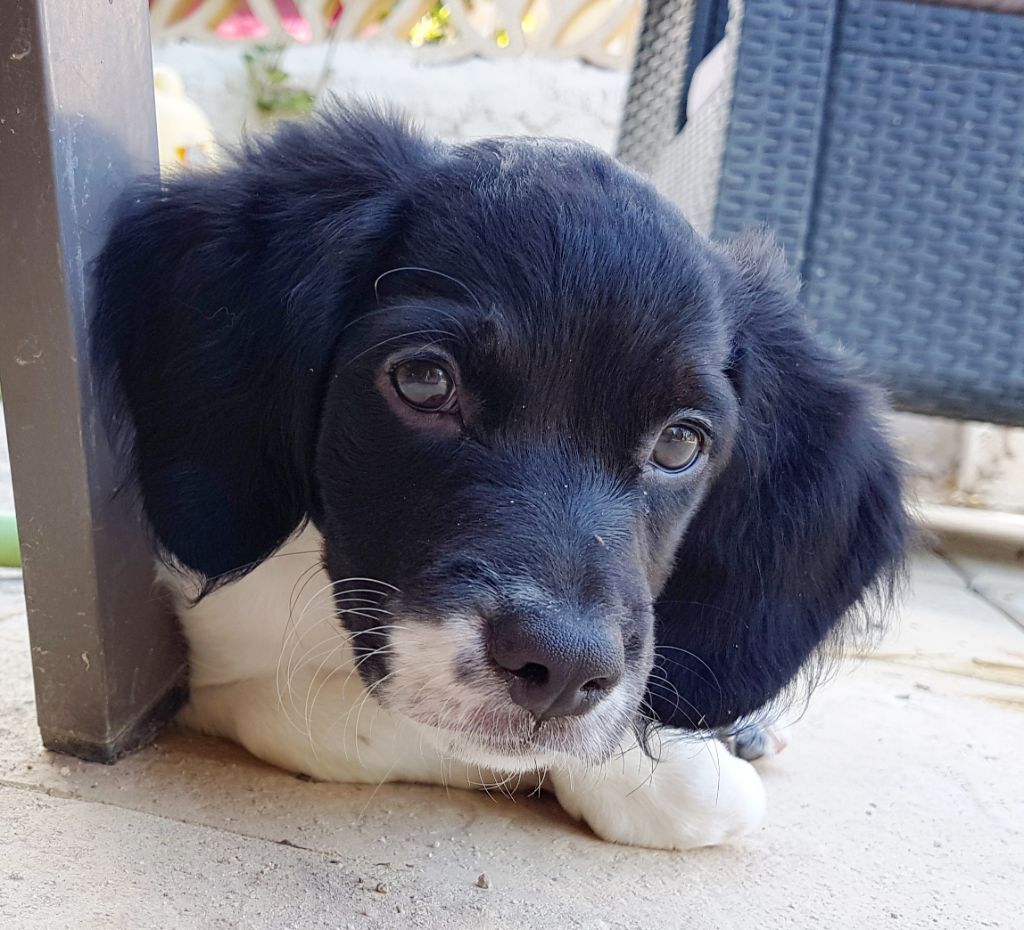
(94, 107, 908, 769)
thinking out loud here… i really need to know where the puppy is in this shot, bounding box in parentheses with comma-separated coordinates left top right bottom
(92, 106, 908, 850)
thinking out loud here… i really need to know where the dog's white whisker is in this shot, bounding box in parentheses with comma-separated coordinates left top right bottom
(284, 579, 398, 651)
(320, 665, 405, 751)
(356, 758, 402, 820)
(281, 622, 407, 726)
(373, 265, 484, 311)
(301, 641, 353, 755)
(323, 576, 401, 593)
(339, 606, 395, 619)
(282, 641, 349, 729)
(287, 559, 328, 615)
(277, 617, 349, 727)
(329, 629, 420, 700)
(280, 615, 348, 700)
(343, 329, 458, 369)
(277, 559, 334, 699)
(308, 652, 402, 755)
(653, 645, 723, 696)
(644, 676, 721, 782)
(280, 579, 350, 675)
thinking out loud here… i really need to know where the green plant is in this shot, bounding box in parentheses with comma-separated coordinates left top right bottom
(243, 2, 514, 121)
(243, 45, 315, 120)
(0, 513, 19, 568)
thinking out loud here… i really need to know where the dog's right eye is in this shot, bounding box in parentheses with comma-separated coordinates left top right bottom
(392, 360, 457, 412)
(650, 423, 704, 472)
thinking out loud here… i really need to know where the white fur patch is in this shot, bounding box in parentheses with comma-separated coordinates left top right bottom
(169, 527, 765, 849)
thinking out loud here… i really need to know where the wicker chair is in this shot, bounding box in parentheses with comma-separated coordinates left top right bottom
(619, 0, 1024, 426)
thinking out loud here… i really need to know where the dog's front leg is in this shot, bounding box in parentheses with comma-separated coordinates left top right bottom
(547, 730, 766, 850)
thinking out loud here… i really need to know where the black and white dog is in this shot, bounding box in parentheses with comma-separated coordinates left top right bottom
(92, 106, 908, 850)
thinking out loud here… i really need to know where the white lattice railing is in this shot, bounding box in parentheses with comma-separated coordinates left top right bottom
(149, 0, 642, 70)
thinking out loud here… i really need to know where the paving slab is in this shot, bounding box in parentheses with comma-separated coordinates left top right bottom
(868, 556, 1024, 688)
(1, 553, 1023, 929)
(0, 786, 372, 930)
(942, 549, 1024, 632)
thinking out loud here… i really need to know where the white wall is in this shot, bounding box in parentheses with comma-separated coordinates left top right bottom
(152, 41, 628, 153)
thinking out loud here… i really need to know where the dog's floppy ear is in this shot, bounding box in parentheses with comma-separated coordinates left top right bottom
(93, 105, 433, 586)
(651, 231, 910, 730)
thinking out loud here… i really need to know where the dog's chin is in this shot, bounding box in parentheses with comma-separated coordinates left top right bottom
(383, 687, 639, 772)
(404, 712, 625, 773)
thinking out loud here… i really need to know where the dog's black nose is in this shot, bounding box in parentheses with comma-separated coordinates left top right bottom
(489, 616, 623, 721)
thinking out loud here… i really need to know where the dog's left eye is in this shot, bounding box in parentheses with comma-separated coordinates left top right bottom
(392, 359, 457, 412)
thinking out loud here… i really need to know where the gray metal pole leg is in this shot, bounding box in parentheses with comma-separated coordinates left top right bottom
(0, 0, 187, 762)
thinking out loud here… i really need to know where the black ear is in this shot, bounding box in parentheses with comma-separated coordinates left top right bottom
(651, 231, 910, 730)
(92, 105, 433, 586)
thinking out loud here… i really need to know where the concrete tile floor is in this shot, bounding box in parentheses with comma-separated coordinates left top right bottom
(1, 549, 1023, 930)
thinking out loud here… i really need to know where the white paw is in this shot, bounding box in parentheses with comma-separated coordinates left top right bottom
(550, 734, 766, 850)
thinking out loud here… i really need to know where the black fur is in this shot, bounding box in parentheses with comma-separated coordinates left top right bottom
(92, 104, 908, 735)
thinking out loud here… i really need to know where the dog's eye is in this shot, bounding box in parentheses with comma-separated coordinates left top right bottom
(651, 424, 704, 472)
(392, 360, 457, 412)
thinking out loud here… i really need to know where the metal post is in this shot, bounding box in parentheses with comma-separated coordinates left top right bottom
(0, 0, 187, 762)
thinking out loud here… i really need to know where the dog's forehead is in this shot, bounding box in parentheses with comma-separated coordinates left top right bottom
(407, 136, 712, 289)
(397, 136, 729, 357)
